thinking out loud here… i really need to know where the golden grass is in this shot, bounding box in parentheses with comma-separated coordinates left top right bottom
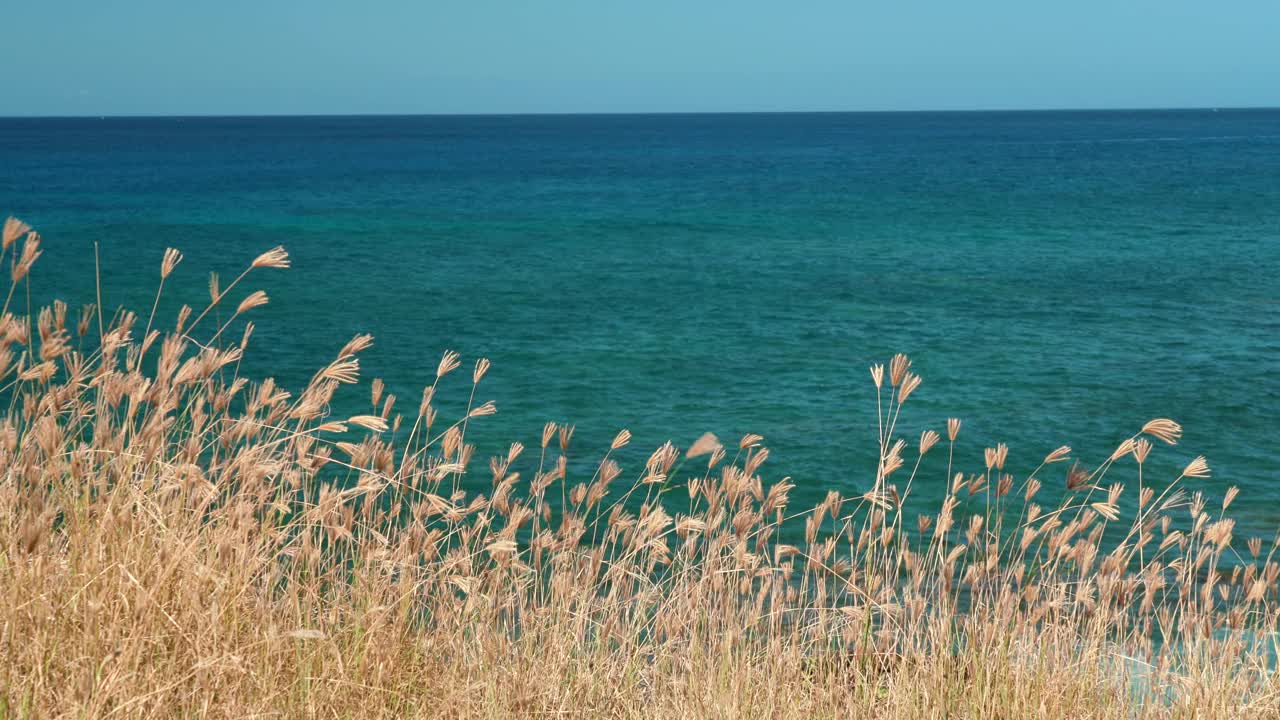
(1, 216, 1278, 718)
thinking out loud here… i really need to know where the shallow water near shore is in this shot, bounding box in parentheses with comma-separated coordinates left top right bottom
(3, 109, 1278, 537)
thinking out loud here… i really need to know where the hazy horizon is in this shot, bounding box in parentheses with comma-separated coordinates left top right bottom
(4, 105, 1279, 120)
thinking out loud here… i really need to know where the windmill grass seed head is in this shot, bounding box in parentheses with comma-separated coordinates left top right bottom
(2, 216, 31, 249)
(251, 245, 291, 269)
(1143, 418, 1183, 445)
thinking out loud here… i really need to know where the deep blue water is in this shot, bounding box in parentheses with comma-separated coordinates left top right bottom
(2, 110, 1278, 535)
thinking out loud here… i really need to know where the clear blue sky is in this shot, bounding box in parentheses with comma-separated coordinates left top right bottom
(4, 0, 1278, 116)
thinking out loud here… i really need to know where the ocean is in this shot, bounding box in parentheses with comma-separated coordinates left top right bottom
(2, 110, 1278, 536)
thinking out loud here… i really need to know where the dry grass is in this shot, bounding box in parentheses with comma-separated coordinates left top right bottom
(1, 217, 1278, 719)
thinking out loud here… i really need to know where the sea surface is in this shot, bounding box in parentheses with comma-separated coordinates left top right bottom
(2, 110, 1278, 536)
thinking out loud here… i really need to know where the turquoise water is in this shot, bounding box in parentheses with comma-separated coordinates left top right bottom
(3, 111, 1278, 535)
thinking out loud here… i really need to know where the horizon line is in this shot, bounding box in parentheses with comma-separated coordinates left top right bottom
(3, 104, 1279, 121)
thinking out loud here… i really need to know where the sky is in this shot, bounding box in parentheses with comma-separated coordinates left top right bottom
(3, 0, 1278, 116)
